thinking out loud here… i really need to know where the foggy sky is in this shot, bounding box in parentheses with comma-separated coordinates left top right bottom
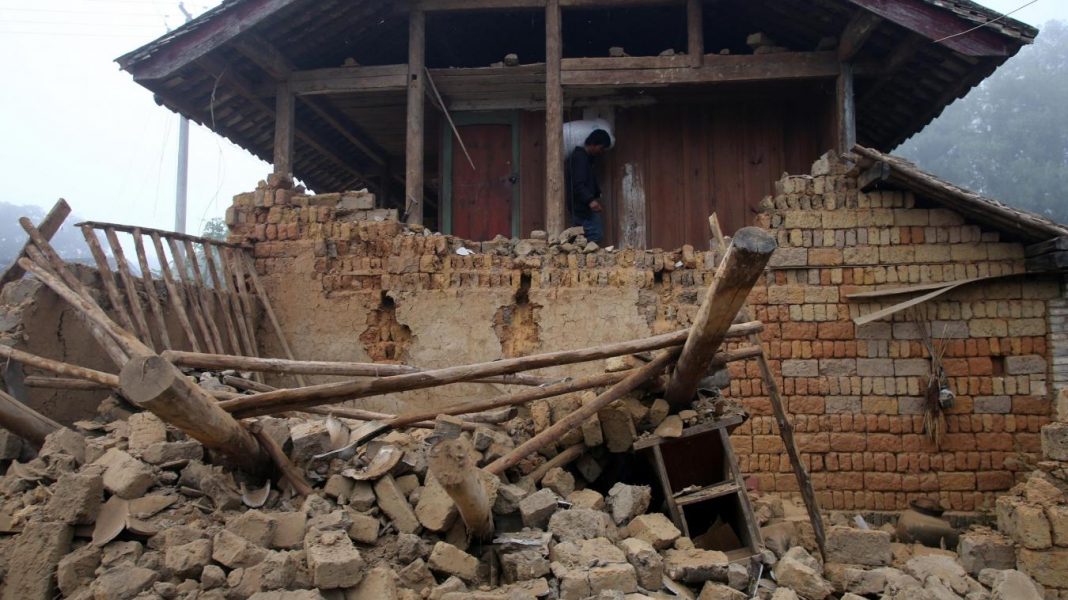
(0, 0, 1064, 237)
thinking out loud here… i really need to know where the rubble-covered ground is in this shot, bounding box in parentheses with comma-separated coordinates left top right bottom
(0, 366, 1062, 600)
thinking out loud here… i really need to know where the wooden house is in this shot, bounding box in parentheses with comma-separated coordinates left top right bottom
(118, 0, 1036, 248)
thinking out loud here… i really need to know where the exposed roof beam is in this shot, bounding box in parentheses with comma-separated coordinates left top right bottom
(838, 10, 883, 61)
(118, 0, 304, 82)
(562, 52, 850, 87)
(404, 0, 681, 10)
(844, 0, 1018, 57)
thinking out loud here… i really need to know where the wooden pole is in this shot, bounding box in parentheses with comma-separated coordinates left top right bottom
(219, 323, 762, 419)
(240, 253, 307, 387)
(203, 245, 243, 355)
(80, 225, 138, 334)
(686, 0, 703, 67)
(0, 344, 118, 387)
(225, 247, 262, 360)
(167, 237, 219, 354)
(150, 232, 202, 352)
(544, 0, 565, 236)
(249, 421, 313, 496)
(133, 229, 173, 351)
(0, 389, 63, 447)
(119, 355, 266, 473)
(708, 215, 827, 560)
(0, 199, 70, 289)
(273, 80, 295, 177)
(836, 61, 856, 154)
(405, 9, 426, 225)
(162, 349, 551, 386)
(104, 227, 154, 348)
(664, 227, 776, 408)
(23, 376, 112, 391)
(217, 247, 258, 360)
(522, 442, 584, 485)
(485, 348, 679, 475)
(428, 428, 494, 538)
(184, 239, 226, 353)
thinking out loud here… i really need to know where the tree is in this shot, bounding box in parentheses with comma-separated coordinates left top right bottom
(898, 20, 1068, 225)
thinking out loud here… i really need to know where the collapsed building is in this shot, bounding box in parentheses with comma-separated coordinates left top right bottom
(0, 0, 1067, 599)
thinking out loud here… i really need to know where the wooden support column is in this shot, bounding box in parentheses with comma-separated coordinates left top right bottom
(686, 0, 703, 67)
(544, 0, 565, 236)
(664, 227, 777, 408)
(273, 80, 295, 177)
(836, 62, 856, 153)
(405, 9, 426, 225)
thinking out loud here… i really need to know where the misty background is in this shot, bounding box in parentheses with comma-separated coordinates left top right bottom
(0, 0, 1065, 264)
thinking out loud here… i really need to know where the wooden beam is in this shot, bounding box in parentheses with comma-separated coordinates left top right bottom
(0, 344, 118, 387)
(428, 429, 494, 538)
(836, 62, 856, 153)
(664, 227, 777, 408)
(288, 65, 409, 95)
(686, 0, 703, 67)
(0, 199, 70, 290)
(838, 10, 883, 61)
(545, 0, 565, 236)
(845, 0, 1020, 57)
(0, 389, 63, 447)
(858, 160, 890, 190)
(408, 0, 681, 9)
(118, 0, 302, 81)
(273, 80, 295, 177)
(405, 9, 426, 225)
(562, 52, 845, 87)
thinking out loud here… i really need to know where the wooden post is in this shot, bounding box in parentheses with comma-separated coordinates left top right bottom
(133, 229, 173, 351)
(103, 227, 154, 348)
(405, 9, 426, 226)
(249, 421, 314, 496)
(119, 355, 265, 473)
(0, 199, 70, 290)
(167, 237, 219, 354)
(219, 323, 762, 419)
(0, 344, 119, 387)
(203, 245, 243, 355)
(80, 225, 137, 334)
(0, 389, 63, 447)
(217, 247, 258, 359)
(544, 0, 565, 236)
(836, 61, 856, 154)
(273, 80, 295, 177)
(241, 253, 307, 387)
(185, 240, 226, 354)
(522, 442, 584, 485)
(687, 0, 703, 67)
(150, 232, 202, 352)
(664, 226, 776, 408)
(486, 348, 679, 475)
(428, 426, 494, 538)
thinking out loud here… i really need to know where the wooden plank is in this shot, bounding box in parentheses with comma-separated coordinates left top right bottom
(132, 229, 173, 351)
(836, 62, 856, 153)
(650, 444, 687, 534)
(686, 0, 703, 67)
(0, 344, 119, 387)
(620, 162, 647, 249)
(544, 0, 565, 236)
(632, 413, 745, 450)
(218, 247, 259, 360)
(1025, 236, 1068, 258)
(405, 9, 426, 225)
(845, 0, 1019, 57)
(167, 237, 219, 354)
(409, 0, 680, 9)
(858, 160, 890, 190)
(1026, 251, 1068, 273)
(0, 199, 71, 289)
(203, 245, 243, 355)
(561, 56, 690, 71)
(717, 426, 763, 555)
(117, 0, 303, 81)
(240, 252, 307, 388)
(149, 232, 202, 352)
(80, 225, 137, 334)
(103, 227, 154, 348)
(75, 220, 244, 248)
(674, 481, 740, 507)
(288, 64, 409, 95)
(562, 52, 842, 87)
(273, 80, 295, 176)
(184, 240, 226, 353)
(838, 10, 883, 61)
(224, 247, 262, 362)
(23, 377, 112, 391)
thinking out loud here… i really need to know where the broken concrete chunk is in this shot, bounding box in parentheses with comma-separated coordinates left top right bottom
(375, 474, 421, 534)
(178, 460, 242, 510)
(519, 488, 560, 529)
(305, 529, 365, 589)
(88, 565, 158, 600)
(348, 511, 380, 544)
(654, 415, 684, 438)
(347, 566, 400, 599)
(824, 562, 888, 596)
(549, 508, 616, 542)
(500, 549, 551, 582)
(697, 582, 747, 600)
(826, 526, 891, 566)
(270, 511, 307, 550)
(164, 538, 213, 579)
(349, 480, 376, 511)
(228, 509, 278, 547)
(40, 428, 87, 465)
(773, 546, 834, 600)
(289, 420, 331, 463)
(5, 521, 73, 600)
(958, 528, 1016, 576)
(599, 401, 637, 452)
(247, 591, 327, 600)
(229, 549, 299, 596)
(664, 547, 730, 584)
(323, 473, 354, 501)
(399, 558, 437, 594)
(97, 447, 155, 499)
(607, 482, 652, 526)
(416, 473, 459, 532)
(57, 544, 101, 597)
(493, 483, 528, 515)
(619, 536, 664, 590)
(568, 488, 606, 511)
(212, 529, 269, 568)
(127, 412, 167, 454)
(47, 471, 103, 524)
(626, 513, 682, 549)
(428, 541, 480, 581)
(542, 467, 575, 497)
(981, 568, 1044, 600)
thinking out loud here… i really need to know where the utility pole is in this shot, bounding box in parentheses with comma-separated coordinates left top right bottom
(174, 2, 193, 233)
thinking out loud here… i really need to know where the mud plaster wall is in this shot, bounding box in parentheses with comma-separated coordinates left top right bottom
(231, 162, 1057, 513)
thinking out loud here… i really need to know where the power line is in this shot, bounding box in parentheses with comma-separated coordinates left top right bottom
(932, 0, 1040, 44)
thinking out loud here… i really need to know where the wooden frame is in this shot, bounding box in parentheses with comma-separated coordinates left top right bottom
(440, 111, 522, 238)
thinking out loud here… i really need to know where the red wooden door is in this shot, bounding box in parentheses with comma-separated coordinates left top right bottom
(452, 124, 514, 240)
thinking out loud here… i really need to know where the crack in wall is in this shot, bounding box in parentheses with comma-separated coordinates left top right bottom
(494, 272, 542, 358)
(359, 291, 412, 363)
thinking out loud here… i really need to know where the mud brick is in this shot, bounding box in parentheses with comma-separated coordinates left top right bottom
(857, 359, 894, 377)
(809, 248, 842, 266)
(950, 244, 988, 262)
(782, 360, 818, 377)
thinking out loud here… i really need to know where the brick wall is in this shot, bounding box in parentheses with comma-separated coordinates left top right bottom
(228, 164, 1057, 512)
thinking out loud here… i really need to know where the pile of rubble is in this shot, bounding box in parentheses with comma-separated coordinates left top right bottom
(0, 366, 1057, 600)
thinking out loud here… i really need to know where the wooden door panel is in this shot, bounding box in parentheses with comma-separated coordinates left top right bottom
(452, 124, 513, 241)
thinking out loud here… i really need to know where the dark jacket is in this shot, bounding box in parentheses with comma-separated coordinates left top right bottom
(566, 147, 601, 219)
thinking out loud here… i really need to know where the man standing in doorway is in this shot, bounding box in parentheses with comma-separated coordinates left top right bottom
(566, 128, 613, 244)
